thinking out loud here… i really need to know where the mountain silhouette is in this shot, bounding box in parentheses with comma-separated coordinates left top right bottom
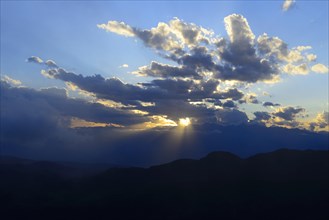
(1, 149, 328, 220)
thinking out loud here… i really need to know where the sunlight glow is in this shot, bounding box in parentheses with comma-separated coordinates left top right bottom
(70, 117, 124, 128)
(179, 117, 191, 126)
(130, 115, 177, 130)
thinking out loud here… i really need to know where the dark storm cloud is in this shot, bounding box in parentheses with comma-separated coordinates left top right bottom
(0, 81, 64, 141)
(263, 102, 280, 107)
(41, 68, 168, 104)
(222, 100, 237, 108)
(150, 78, 194, 95)
(273, 106, 305, 121)
(253, 111, 272, 121)
(215, 108, 248, 125)
(215, 58, 277, 82)
(1, 81, 149, 163)
(216, 88, 244, 101)
(175, 46, 215, 71)
(40, 66, 248, 125)
(135, 61, 201, 79)
(185, 79, 219, 100)
(42, 68, 190, 103)
(0, 81, 147, 128)
(3, 81, 292, 167)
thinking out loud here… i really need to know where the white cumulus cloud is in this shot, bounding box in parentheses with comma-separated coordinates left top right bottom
(311, 63, 328, 74)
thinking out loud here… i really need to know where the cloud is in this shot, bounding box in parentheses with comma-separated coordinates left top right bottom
(306, 111, 329, 132)
(222, 100, 236, 108)
(169, 17, 213, 46)
(215, 15, 280, 82)
(40, 87, 68, 97)
(239, 93, 259, 104)
(316, 111, 329, 125)
(1, 75, 22, 86)
(257, 34, 288, 58)
(1, 13, 328, 166)
(311, 63, 329, 74)
(0, 79, 326, 166)
(253, 111, 272, 122)
(37, 62, 250, 125)
(98, 17, 213, 52)
(0, 81, 67, 143)
(119, 64, 129, 68)
(263, 102, 280, 107)
(174, 46, 215, 71)
(308, 111, 329, 132)
(282, 0, 295, 11)
(0, 81, 147, 129)
(24, 14, 326, 132)
(224, 14, 255, 44)
(133, 61, 200, 78)
(27, 56, 58, 68)
(306, 54, 317, 62)
(215, 88, 244, 101)
(40, 68, 182, 103)
(99, 14, 322, 83)
(251, 104, 311, 130)
(27, 56, 43, 64)
(216, 108, 248, 125)
(97, 21, 135, 37)
(45, 60, 58, 68)
(282, 63, 308, 75)
(257, 35, 313, 65)
(134, 23, 183, 51)
(273, 106, 305, 121)
(2, 99, 327, 167)
(70, 117, 117, 128)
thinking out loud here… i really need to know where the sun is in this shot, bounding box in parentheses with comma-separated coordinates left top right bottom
(179, 117, 191, 127)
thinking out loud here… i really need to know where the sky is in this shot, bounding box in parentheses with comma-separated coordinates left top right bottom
(0, 0, 328, 166)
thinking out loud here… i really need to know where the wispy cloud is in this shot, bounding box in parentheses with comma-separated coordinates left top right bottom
(27, 56, 43, 64)
(119, 64, 129, 68)
(27, 56, 58, 68)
